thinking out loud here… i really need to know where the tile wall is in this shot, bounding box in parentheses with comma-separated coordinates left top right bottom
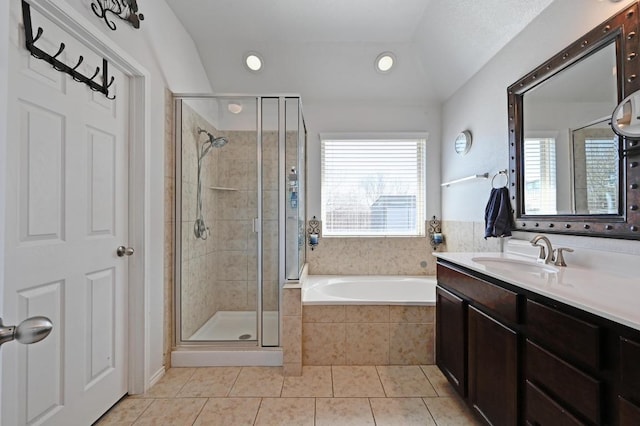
(439, 220, 502, 253)
(307, 221, 437, 276)
(302, 305, 435, 366)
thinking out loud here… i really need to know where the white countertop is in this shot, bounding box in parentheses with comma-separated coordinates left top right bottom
(435, 252, 640, 332)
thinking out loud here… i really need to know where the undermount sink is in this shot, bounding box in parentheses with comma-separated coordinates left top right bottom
(471, 256, 560, 275)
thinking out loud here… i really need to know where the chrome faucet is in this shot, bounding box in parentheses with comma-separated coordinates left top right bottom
(530, 235, 574, 266)
(530, 235, 554, 264)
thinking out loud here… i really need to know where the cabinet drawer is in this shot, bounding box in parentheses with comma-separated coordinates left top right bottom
(620, 337, 640, 403)
(526, 340, 601, 424)
(526, 299, 601, 369)
(437, 264, 519, 323)
(619, 396, 640, 426)
(525, 380, 583, 426)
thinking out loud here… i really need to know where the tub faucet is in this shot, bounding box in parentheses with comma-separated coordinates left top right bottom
(530, 235, 553, 264)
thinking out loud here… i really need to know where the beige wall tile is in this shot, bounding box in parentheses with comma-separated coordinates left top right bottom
(389, 306, 435, 323)
(345, 323, 390, 365)
(193, 398, 261, 426)
(282, 316, 302, 364)
(389, 323, 434, 365)
(303, 305, 345, 323)
(302, 323, 346, 365)
(345, 305, 390, 323)
(283, 288, 301, 316)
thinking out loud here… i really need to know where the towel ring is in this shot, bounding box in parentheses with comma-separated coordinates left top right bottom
(491, 170, 508, 188)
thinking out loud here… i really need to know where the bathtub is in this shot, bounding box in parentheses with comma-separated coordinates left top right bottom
(302, 275, 436, 306)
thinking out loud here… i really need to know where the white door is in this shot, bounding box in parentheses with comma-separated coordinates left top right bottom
(2, 5, 130, 425)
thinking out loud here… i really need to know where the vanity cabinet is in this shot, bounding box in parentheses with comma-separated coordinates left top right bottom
(468, 306, 518, 425)
(435, 286, 466, 396)
(436, 259, 640, 426)
(437, 263, 520, 426)
(619, 337, 640, 425)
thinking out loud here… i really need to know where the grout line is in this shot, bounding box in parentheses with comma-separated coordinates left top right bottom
(252, 397, 263, 426)
(190, 397, 209, 425)
(226, 366, 243, 397)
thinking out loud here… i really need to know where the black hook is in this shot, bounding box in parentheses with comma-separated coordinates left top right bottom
(32, 27, 44, 44)
(52, 42, 65, 60)
(106, 76, 115, 88)
(106, 92, 116, 100)
(71, 55, 84, 71)
(88, 67, 100, 81)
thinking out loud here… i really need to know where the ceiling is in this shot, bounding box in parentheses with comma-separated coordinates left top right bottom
(165, 0, 554, 105)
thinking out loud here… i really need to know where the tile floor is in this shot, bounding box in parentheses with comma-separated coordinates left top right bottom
(95, 365, 481, 425)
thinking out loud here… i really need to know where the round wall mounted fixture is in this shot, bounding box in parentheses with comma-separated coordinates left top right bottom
(375, 52, 396, 73)
(228, 103, 243, 114)
(454, 130, 472, 155)
(244, 52, 263, 72)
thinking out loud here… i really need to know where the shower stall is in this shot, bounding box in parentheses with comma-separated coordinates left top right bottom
(174, 95, 306, 359)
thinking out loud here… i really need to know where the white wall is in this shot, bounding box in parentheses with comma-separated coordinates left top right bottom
(0, 0, 211, 394)
(0, 0, 9, 409)
(304, 101, 442, 221)
(441, 0, 640, 254)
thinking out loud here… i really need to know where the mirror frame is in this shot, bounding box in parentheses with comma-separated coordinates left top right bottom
(508, 2, 640, 239)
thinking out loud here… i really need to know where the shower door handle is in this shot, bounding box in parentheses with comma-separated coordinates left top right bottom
(116, 246, 135, 257)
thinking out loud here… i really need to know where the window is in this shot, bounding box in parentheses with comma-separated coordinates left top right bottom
(321, 136, 426, 236)
(523, 137, 557, 214)
(584, 137, 619, 214)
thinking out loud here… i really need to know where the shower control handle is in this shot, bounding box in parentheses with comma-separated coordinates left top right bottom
(116, 246, 135, 257)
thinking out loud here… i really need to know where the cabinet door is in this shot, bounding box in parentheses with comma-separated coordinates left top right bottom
(469, 305, 518, 426)
(436, 286, 467, 396)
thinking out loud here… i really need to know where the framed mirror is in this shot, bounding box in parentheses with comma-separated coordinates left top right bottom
(508, 3, 640, 238)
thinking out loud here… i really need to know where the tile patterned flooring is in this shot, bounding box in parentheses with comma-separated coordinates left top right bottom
(95, 365, 481, 425)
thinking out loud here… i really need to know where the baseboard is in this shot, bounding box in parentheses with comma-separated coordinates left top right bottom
(171, 348, 283, 367)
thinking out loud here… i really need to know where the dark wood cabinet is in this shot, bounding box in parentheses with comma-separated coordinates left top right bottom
(436, 259, 640, 426)
(468, 306, 518, 426)
(436, 286, 467, 396)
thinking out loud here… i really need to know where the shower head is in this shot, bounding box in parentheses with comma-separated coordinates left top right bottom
(211, 136, 228, 148)
(197, 127, 229, 153)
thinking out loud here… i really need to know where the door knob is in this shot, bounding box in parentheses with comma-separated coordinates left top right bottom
(0, 316, 53, 348)
(116, 246, 134, 257)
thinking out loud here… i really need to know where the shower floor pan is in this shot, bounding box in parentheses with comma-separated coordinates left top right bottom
(188, 310, 279, 343)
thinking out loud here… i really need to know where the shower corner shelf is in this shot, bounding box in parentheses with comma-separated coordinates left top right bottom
(209, 186, 238, 191)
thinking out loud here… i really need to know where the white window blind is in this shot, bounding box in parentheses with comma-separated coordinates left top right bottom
(585, 138, 619, 214)
(524, 138, 557, 214)
(321, 138, 426, 236)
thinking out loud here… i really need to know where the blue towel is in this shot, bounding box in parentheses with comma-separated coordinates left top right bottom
(484, 187, 515, 238)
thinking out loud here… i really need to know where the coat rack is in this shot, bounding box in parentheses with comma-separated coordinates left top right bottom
(21, 1, 115, 100)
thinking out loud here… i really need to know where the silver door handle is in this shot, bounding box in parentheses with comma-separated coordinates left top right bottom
(0, 316, 53, 348)
(116, 246, 134, 257)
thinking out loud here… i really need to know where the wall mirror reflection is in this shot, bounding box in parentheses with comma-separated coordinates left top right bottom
(522, 42, 618, 216)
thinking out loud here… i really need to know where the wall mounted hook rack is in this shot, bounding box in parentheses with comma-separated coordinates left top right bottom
(21, 1, 116, 100)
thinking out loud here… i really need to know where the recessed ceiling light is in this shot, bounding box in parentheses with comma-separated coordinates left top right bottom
(244, 52, 263, 72)
(228, 103, 243, 114)
(375, 52, 396, 73)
